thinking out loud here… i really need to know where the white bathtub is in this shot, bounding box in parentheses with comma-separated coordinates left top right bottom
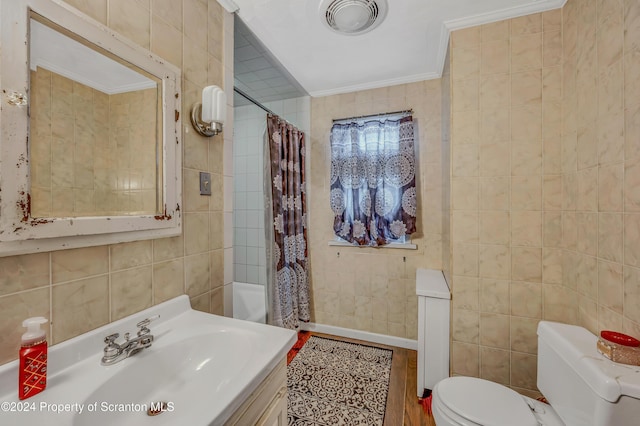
(232, 281, 267, 323)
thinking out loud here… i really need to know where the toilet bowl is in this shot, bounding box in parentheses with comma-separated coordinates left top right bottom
(431, 322, 640, 426)
(432, 376, 563, 426)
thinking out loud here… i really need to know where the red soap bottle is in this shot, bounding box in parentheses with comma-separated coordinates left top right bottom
(18, 317, 48, 400)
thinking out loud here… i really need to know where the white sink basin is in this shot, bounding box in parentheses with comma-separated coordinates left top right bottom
(0, 295, 296, 426)
(73, 329, 254, 426)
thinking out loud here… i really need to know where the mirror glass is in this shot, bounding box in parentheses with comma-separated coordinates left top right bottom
(29, 13, 163, 218)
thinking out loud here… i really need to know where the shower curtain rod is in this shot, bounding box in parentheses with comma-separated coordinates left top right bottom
(233, 87, 276, 116)
(332, 109, 413, 123)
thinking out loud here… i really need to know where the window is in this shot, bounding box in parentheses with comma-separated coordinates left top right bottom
(329, 113, 417, 247)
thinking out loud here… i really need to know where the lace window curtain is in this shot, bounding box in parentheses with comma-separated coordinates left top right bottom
(330, 115, 417, 246)
(265, 114, 310, 329)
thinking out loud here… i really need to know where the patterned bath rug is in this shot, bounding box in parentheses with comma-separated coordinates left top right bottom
(287, 336, 393, 426)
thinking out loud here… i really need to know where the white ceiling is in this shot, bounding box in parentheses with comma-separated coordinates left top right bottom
(230, 0, 565, 97)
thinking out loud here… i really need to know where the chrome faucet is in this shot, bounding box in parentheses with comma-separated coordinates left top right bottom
(101, 316, 158, 366)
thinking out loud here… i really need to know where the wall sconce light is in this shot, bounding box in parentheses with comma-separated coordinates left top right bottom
(190, 85, 226, 137)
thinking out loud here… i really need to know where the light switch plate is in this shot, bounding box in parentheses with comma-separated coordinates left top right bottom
(200, 172, 212, 195)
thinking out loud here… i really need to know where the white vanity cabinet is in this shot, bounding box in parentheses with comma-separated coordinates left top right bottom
(225, 359, 288, 426)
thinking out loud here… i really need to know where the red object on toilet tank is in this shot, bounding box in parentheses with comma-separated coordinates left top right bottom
(600, 331, 640, 347)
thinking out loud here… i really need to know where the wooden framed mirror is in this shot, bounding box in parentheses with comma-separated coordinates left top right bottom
(0, 0, 182, 256)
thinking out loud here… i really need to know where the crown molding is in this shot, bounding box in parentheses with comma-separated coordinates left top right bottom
(308, 71, 441, 98)
(444, 0, 566, 32)
(217, 0, 239, 13)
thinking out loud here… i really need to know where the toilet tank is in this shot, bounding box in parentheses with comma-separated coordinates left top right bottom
(537, 321, 640, 426)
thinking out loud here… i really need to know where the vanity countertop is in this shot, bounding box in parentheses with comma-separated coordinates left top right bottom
(0, 295, 297, 425)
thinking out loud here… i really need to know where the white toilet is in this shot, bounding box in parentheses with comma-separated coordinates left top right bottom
(432, 321, 640, 425)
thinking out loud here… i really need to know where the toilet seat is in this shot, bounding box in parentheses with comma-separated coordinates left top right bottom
(432, 391, 482, 426)
(433, 377, 538, 426)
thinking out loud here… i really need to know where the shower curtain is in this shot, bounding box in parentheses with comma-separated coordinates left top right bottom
(264, 114, 310, 329)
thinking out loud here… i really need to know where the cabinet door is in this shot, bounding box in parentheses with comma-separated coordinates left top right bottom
(225, 359, 287, 425)
(257, 388, 287, 426)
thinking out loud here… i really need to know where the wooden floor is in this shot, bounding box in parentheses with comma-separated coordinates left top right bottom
(311, 332, 436, 426)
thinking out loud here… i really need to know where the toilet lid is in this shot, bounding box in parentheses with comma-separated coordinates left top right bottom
(435, 377, 538, 426)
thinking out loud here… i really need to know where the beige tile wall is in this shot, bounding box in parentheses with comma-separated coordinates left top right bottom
(561, 0, 640, 336)
(0, 0, 229, 366)
(30, 68, 158, 217)
(449, 0, 640, 395)
(31, 68, 108, 217)
(109, 89, 159, 214)
(449, 12, 556, 394)
(309, 81, 444, 339)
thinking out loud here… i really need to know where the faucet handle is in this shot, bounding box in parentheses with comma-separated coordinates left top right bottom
(136, 315, 159, 329)
(102, 333, 122, 365)
(136, 315, 159, 336)
(104, 333, 120, 345)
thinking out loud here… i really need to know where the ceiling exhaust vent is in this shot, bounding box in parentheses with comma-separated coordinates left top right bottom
(322, 0, 388, 36)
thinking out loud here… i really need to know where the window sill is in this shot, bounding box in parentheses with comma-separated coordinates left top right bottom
(327, 241, 417, 250)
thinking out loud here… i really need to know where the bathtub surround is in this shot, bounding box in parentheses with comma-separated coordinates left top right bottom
(448, 0, 640, 395)
(232, 282, 267, 323)
(233, 104, 268, 286)
(0, 0, 233, 366)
